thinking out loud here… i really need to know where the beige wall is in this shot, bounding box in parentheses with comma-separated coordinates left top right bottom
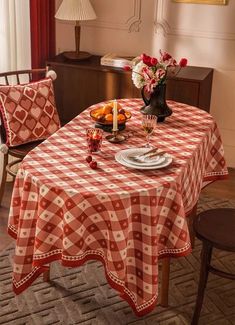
(56, 0, 235, 167)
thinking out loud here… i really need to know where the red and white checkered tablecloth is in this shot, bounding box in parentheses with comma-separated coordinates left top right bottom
(8, 99, 228, 316)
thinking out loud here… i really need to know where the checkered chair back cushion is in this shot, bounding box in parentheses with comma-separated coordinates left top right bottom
(0, 76, 60, 147)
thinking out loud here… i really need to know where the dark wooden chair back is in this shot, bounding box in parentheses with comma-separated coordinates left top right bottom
(0, 68, 48, 85)
(191, 208, 235, 325)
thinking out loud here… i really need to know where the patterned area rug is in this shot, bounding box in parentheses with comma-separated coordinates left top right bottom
(0, 195, 235, 325)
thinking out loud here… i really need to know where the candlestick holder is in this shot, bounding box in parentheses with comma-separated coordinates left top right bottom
(106, 130, 126, 143)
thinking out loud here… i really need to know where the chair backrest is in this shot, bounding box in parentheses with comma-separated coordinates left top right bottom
(0, 68, 48, 86)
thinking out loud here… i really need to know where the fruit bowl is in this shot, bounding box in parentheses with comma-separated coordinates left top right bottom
(90, 102, 131, 132)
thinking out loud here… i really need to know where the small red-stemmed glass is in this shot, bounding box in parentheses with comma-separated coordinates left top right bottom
(86, 128, 103, 154)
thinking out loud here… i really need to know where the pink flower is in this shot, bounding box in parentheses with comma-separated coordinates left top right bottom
(156, 68, 166, 80)
(142, 66, 152, 80)
(179, 58, 188, 67)
(145, 78, 157, 93)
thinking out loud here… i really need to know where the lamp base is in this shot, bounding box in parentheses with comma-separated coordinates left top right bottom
(63, 51, 92, 61)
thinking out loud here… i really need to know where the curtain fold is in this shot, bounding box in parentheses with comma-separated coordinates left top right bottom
(0, 0, 31, 72)
(30, 0, 56, 69)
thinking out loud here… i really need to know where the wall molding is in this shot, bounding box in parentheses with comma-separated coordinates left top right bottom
(82, 0, 141, 32)
(154, 0, 235, 40)
(154, 0, 170, 36)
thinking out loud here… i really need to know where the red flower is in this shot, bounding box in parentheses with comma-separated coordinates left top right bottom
(123, 65, 131, 71)
(179, 58, 188, 67)
(150, 57, 158, 66)
(162, 52, 172, 61)
(140, 53, 147, 60)
(141, 53, 152, 66)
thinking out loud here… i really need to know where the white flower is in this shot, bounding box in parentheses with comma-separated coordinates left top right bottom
(131, 61, 147, 89)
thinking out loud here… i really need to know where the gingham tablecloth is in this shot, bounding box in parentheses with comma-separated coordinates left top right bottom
(8, 99, 228, 316)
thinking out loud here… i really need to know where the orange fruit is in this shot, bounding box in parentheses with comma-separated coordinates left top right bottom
(105, 113, 113, 122)
(96, 114, 105, 122)
(117, 113, 126, 121)
(125, 111, 131, 119)
(93, 111, 101, 118)
(102, 104, 113, 115)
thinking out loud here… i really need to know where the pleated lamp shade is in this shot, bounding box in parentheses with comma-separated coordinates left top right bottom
(55, 0, 97, 60)
(55, 0, 96, 21)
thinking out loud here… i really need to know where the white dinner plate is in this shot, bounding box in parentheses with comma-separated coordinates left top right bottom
(120, 148, 166, 167)
(115, 149, 173, 170)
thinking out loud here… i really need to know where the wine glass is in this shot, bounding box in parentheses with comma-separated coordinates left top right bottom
(142, 115, 157, 148)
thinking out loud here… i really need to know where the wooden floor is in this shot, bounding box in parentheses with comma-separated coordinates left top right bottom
(202, 167, 235, 200)
(0, 168, 235, 252)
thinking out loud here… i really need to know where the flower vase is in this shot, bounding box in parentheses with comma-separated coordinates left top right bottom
(141, 84, 172, 122)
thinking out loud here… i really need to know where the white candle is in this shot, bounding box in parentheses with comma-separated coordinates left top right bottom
(113, 99, 118, 131)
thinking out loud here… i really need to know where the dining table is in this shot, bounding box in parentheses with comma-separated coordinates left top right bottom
(8, 98, 228, 316)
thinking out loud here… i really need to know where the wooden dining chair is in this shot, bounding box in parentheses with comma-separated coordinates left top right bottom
(0, 68, 56, 206)
(191, 208, 235, 325)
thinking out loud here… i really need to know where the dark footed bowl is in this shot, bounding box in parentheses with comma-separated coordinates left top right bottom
(90, 107, 131, 132)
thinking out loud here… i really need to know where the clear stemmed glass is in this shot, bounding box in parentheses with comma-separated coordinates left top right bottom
(142, 115, 157, 148)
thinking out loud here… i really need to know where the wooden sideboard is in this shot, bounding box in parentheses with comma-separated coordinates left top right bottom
(47, 54, 213, 125)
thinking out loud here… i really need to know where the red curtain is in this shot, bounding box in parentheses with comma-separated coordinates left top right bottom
(30, 0, 56, 69)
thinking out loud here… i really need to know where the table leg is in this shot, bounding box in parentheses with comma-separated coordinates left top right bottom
(160, 256, 170, 307)
(43, 267, 50, 282)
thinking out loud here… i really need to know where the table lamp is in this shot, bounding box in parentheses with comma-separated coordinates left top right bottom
(55, 0, 97, 60)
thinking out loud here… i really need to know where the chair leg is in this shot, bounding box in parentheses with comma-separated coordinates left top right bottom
(191, 242, 212, 325)
(160, 257, 170, 307)
(0, 154, 8, 206)
(188, 203, 198, 249)
(43, 266, 50, 282)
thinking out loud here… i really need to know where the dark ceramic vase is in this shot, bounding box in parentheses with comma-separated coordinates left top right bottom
(140, 84, 172, 122)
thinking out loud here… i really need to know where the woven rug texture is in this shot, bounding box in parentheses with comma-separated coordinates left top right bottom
(0, 195, 235, 325)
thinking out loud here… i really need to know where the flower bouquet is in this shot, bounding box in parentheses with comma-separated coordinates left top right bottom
(124, 51, 188, 121)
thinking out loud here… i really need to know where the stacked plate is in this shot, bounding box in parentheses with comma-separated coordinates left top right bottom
(115, 148, 172, 170)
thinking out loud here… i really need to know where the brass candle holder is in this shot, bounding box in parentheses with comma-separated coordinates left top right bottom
(106, 129, 126, 143)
